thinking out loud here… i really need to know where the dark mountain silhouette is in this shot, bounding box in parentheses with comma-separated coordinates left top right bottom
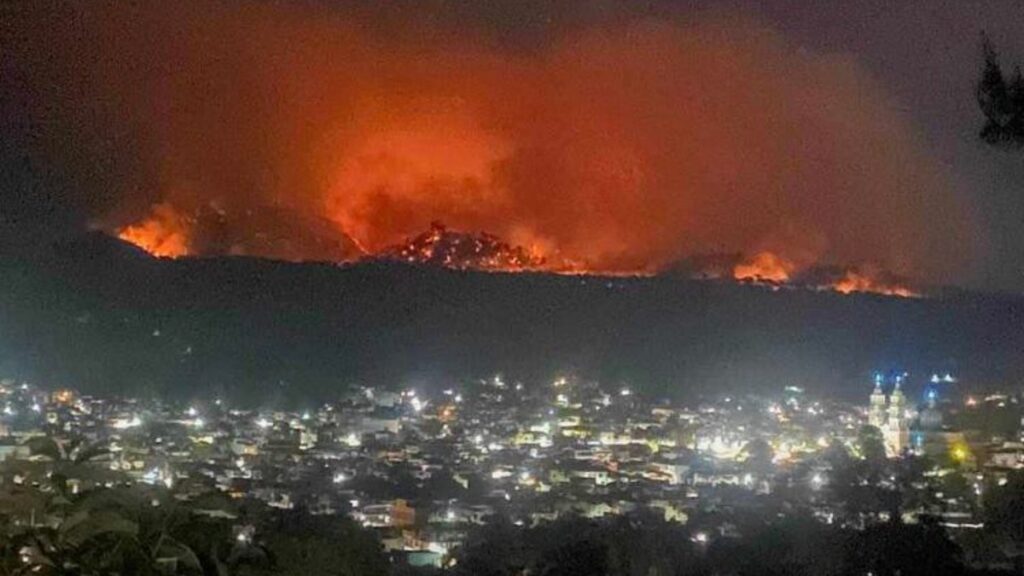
(188, 205, 364, 262)
(0, 232, 1021, 406)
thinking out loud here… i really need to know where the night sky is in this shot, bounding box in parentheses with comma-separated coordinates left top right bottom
(2, 0, 1023, 292)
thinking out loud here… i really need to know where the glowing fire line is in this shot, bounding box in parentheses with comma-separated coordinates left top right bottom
(115, 207, 920, 297)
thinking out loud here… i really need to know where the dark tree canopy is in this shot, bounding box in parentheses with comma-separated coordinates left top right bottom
(856, 425, 887, 464)
(450, 512, 975, 576)
(978, 36, 1024, 147)
(984, 470, 1024, 561)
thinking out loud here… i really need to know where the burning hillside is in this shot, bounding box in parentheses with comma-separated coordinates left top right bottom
(116, 210, 921, 297)
(11, 0, 976, 294)
(377, 222, 546, 271)
(117, 203, 192, 259)
(116, 203, 362, 262)
(805, 267, 918, 298)
(733, 252, 797, 284)
(728, 252, 919, 297)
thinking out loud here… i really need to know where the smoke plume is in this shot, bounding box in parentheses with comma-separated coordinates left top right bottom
(3, 1, 977, 283)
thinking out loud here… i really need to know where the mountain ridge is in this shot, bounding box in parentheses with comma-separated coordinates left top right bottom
(0, 232, 1020, 406)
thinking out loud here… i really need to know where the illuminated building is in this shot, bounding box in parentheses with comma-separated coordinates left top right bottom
(51, 389, 74, 405)
(866, 373, 909, 457)
(884, 377, 909, 456)
(911, 375, 972, 464)
(869, 375, 887, 429)
(918, 385, 943, 432)
(355, 499, 417, 528)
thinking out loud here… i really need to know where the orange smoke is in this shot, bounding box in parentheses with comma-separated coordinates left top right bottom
(117, 203, 191, 259)
(10, 2, 979, 286)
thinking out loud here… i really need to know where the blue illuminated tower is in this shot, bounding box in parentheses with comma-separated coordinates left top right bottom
(869, 373, 887, 429)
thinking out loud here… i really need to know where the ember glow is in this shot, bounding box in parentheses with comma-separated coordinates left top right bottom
(727, 251, 919, 297)
(829, 270, 918, 298)
(15, 2, 977, 290)
(380, 222, 547, 272)
(117, 203, 192, 259)
(733, 252, 796, 284)
(116, 211, 922, 296)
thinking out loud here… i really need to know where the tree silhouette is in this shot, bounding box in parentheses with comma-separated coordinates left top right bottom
(19, 436, 115, 496)
(0, 487, 205, 575)
(828, 429, 922, 526)
(856, 425, 887, 464)
(843, 517, 965, 576)
(740, 438, 774, 476)
(244, 510, 388, 576)
(978, 35, 1024, 147)
(983, 470, 1024, 570)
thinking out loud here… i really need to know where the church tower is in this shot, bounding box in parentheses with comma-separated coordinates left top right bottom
(869, 373, 887, 429)
(884, 375, 910, 456)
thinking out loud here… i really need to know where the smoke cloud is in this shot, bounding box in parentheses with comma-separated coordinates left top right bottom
(3, 1, 977, 283)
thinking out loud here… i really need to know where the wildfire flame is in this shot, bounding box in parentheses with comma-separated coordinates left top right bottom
(116, 203, 192, 259)
(15, 1, 974, 298)
(380, 222, 547, 271)
(733, 252, 796, 284)
(829, 270, 918, 298)
(114, 209, 922, 298)
(728, 250, 918, 297)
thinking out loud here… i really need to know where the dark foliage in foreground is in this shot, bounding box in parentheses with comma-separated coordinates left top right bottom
(448, 512, 1017, 576)
(0, 480, 388, 576)
(4, 478, 1023, 576)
